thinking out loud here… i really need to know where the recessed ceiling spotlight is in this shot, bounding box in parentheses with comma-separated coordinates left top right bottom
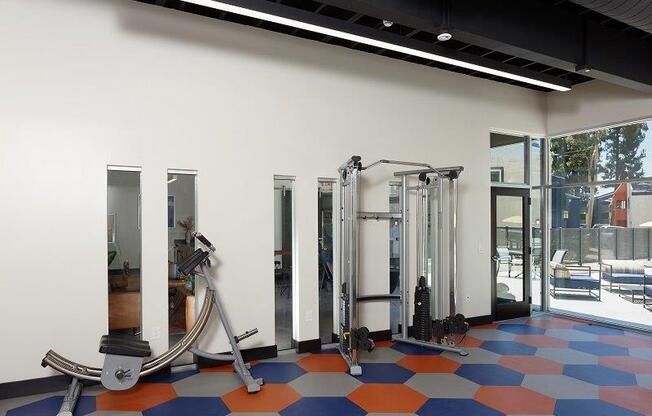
(437, 32, 453, 42)
(382, 20, 394, 28)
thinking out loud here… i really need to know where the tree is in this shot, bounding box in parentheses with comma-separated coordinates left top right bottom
(550, 122, 648, 227)
(599, 124, 648, 181)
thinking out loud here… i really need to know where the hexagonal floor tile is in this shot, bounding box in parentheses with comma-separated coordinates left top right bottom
(357, 363, 415, 383)
(522, 374, 599, 399)
(480, 340, 537, 356)
(280, 397, 365, 416)
(545, 328, 598, 342)
(554, 399, 642, 416)
(416, 399, 502, 416)
(96, 384, 176, 412)
(142, 397, 229, 416)
(222, 384, 300, 413)
(498, 356, 563, 374)
(564, 365, 638, 386)
(536, 347, 598, 364)
(598, 335, 652, 348)
(250, 363, 305, 383)
(636, 374, 652, 388)
(396, 356, 460, 373)
(390, 342, 443, 355)
(474, 386, 555, 415)
(7, 396, 95, 416)
(574, 324, 624, 336)
(569, 341, 630, 356)
(600, 356, 652, 374)
(629, 348, 652, 361)
(261, 352, 310, 363)
(406, 373, 479, 398)
(87, 412, 143, 416)
(441, 348, 501, 364)
(296, 354, 349, 372)
(600, 386, 652, 415)
(496, 324, 546, 335)
(514, 334, 569, 348)
(526, 318, 577, 329)
(456, 336, 484, 348)
(348, 384, 427, 413)
(141, 369, 199, 384)
(173, 372, 245, 397)
(359, 347, 406, 363)
(466, 329, 516, 341)
(289, 372, 361, 396)
(455, 364, 524, 386)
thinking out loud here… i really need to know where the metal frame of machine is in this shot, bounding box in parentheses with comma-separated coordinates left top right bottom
(337, 156, 468, 376)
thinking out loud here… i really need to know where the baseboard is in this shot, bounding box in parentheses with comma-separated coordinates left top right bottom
(330, 328, 393, 345)
(0, 374, 90, 401)
(466, 314, 494, 326)
(196, 345, 277, 368)
(294, 338, 321, 354)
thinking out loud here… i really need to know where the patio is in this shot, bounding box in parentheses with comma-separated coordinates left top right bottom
(498, 263, 652, 330)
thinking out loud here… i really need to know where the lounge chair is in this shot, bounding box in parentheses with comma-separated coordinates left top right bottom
(550, 249, 600, 300)
(600, 259, 647, 302)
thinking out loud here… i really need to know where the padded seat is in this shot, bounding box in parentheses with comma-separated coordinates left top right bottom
(99, 335, 151, 358)
(602, 273, 645, 284)
(551, 275, 600, 290)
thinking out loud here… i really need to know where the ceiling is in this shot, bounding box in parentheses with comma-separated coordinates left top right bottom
(136, 0, 652, 92)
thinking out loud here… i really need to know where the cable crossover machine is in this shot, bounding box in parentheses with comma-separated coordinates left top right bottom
(337, 156, 469, 376)
(42, 232, 263, 416)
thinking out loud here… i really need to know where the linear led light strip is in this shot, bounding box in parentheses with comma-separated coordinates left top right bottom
(182, 0, 571, 91)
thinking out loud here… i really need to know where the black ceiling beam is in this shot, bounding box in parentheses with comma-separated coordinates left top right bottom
(154, 0, 571, 89)
(318, 0, 652, 91)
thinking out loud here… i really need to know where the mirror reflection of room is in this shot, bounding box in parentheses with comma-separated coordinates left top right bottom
(107, 169, 142, 337)
(167, 172, 197, 361)
(317, 180, 335, 344)
(274, 177, 294, 351)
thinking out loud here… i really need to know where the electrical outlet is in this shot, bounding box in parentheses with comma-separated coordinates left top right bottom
(151, 326, 161, 340)
(305, 310, 313, 322)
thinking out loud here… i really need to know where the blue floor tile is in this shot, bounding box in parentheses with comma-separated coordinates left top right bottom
(143, 397, 229, 416)
(480, 340, 537, 355)
(357, 363, 415, 383)
(391, 342, 444, 355)
(7, 396, 95, 416)
(251, 362, 306, 383)
(555, 399, 642, 416)
(569, 341, 630, 356)
(497, 324, 546, 335)
(280, 397, 365, 416)
(563, 365, 638, 386)
(574, 324, 625, 336)
(142, 369, 199, 383)
(455, 364, 524, 386)
(417, 398, 504, 416)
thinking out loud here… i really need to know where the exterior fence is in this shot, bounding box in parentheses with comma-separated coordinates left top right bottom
(550, 227, 652, 264)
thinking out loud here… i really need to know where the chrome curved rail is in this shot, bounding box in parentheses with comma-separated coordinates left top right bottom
(42, 289, 215, 381)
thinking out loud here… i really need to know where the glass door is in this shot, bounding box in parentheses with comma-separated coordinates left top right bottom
(492, 187, 531, 320)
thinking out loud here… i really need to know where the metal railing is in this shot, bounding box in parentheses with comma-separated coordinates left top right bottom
(550, 227, 652, 264)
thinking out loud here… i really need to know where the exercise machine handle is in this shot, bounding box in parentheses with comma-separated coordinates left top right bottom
(193, 232, 216, 252)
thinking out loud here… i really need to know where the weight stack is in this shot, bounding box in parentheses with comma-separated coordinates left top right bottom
(412, 276, 432, 341)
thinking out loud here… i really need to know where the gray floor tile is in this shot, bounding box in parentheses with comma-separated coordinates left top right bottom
(261, 351, 310, 363)
(82, 384, 108, 396)
(406, 374, 479, 398)
(629, 348, 652, 361)
(467, 329, 516, 341)
(522, 374, 598, 399)
(87, 412, 143, 416)
(544, 329, 598, 341)
(359, 347, 405, 363)
(636, 374, 652, 388)
(289, 372, 361, 396)
(536, 347, 598, 364)
(441, 348, 501, 364)
(172, 372, 243, 396)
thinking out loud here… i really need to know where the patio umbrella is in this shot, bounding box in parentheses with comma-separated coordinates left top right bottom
(503, 215, 523, 224)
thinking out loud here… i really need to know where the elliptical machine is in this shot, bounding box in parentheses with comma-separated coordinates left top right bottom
(42, 232, 262, 416)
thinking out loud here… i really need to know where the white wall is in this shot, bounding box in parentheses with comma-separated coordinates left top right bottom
(547, 80, 652, 136)
(0, 0, 546, 383)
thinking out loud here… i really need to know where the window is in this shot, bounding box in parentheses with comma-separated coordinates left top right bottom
(491, 133, 527, 184)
